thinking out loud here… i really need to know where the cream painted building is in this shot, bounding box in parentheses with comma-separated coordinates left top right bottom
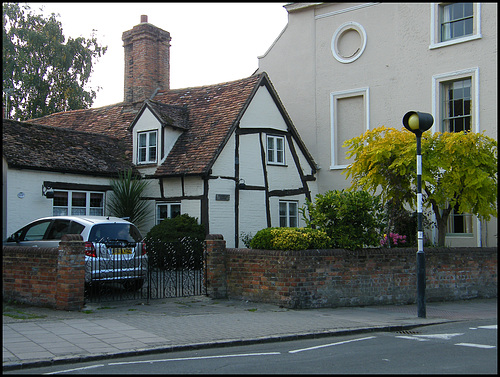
(258, 2, 497, 247)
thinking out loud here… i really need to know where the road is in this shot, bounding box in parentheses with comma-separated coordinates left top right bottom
(8, 319, 497, 374)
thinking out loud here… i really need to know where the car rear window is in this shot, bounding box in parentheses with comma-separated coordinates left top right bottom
(88, 224, 142, 243)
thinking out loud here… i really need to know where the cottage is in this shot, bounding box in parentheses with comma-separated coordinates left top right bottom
(2, 16, 318, 247)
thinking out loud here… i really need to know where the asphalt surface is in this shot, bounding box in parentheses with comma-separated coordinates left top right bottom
(3, 296, 497, 371)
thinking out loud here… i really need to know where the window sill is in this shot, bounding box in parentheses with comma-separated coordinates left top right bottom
(267, 163, 288, 167)
(445, 233, 474, 238)
(429, 34, 482, 50)
(329, 164, 348, 170)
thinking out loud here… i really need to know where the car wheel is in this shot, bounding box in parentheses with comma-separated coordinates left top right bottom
(123, 279, 144, 291)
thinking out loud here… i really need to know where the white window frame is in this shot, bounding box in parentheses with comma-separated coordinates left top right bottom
(330, 87, 370, 170)
(447, 204, 474, 236)
(430, 3, 481, 49)
(137, 130, 158, 164)
(266, 134, 285, 165)
(156, 202, 181, 225)
(53, 190, 105, 216)
(431, 68, 480, 243)
(431, 68, 479, 133)
(279, 200, 298, 228)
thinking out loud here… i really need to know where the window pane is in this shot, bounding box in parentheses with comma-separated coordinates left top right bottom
(279, 202, 287, 227)
(464, 3, 473, 16)
(89, 208, 103, 216)
(158, 205, 168, 220)
(440, 3, 474, 41)
(149, 146, 156, 161)
(276, 138, 284, 163)
(53, 208, 68, 216)
(24, 221, 52, 241)
(46, 220, 71, 240)
(138, 148, 146, 162)
(267, 137, 275, 163)
(289, 202, 298, 228)
(139, 133, 147, 147)
(53, 191, 68, 216)
(53, 191, 68, 207)
(71, 192, 86, 207)
(442, 78, 472, 133)
(90, 193, 104, 215)
(149, 132, 156, 146)
(171, 204, 181, 218)
(90, 193, 103, 208)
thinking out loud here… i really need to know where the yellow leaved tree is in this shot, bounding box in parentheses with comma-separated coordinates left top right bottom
(343, 127, 497, 246)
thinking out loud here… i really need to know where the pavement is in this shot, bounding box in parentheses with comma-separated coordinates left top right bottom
(3, 296, 497, 371)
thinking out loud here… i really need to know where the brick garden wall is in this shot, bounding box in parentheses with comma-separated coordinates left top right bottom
(204, 236, 497, 309)
(2, 234, 85, 311)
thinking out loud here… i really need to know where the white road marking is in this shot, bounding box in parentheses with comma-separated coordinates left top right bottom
(109, 352, 281, 366)
(45, 364, 105, 374)
(413, 333, 464, 340)
(288, 336, 376, 354)
(469, 325, 497, 330)
(455, 343, 496, 349)
(396, 335, 429, 342)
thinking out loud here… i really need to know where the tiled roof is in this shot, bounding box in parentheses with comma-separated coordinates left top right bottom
(28, 102, 139, 153)
(19, 73, 302, 178)
(138, 100, 189, 131)
(2, 119, 135, 176)
(151, 74, 262, 176)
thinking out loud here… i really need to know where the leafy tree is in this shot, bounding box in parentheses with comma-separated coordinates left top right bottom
(3, 2, 107, 120)
(343, 127, 498, 246)
(107, 170, 151, 228)
(301, 190, 385, 250)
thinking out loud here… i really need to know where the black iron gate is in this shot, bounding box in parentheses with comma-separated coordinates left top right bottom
(85, 237, 206, 303)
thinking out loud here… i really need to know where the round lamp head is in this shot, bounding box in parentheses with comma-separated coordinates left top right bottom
(403, 111, 434, 135)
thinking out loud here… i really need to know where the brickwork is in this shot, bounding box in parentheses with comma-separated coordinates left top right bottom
(2, 235, 85, 310)
(204, 234, 227, 299)
(204, 236, 497, 309)
(122, 16, 171, 103)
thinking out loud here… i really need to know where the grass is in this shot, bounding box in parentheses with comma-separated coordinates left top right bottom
(3, 303, 47, 320)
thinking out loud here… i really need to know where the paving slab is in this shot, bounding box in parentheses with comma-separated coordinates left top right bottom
(3, 296, 497, 371)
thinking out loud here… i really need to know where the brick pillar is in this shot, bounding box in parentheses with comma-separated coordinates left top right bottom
(204, 234, 227, 299)
(56, 234, 85, 311)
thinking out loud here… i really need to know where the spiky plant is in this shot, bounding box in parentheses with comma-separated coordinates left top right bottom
(107, 170, 151, 228)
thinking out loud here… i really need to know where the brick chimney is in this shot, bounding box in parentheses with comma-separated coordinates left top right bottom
(122, 15, 171, 104)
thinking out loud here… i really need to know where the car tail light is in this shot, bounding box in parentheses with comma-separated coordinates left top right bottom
(141, 241, 147, 256)
(85, 241, 97, 257)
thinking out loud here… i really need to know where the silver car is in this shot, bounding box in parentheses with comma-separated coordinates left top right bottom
(4, 216, 147, 290)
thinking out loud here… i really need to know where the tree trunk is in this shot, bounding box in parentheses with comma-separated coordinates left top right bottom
(436, 216, 448, 247)
(429, 197, 452, 247)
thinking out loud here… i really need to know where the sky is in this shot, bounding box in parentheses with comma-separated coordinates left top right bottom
(28, 2, 289, 108)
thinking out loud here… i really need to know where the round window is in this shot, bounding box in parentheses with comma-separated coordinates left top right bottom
(331, 21, 367, 63)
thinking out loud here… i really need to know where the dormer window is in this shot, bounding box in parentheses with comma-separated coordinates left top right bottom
(138, 130, 157, 164)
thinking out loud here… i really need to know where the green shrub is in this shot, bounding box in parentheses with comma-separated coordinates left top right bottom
(145, 214, 206, 269)
(302, 190, 385, 250)
(249, 227, 332, 251)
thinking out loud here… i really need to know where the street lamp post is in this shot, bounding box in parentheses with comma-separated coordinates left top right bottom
(402, 111, 433, 318)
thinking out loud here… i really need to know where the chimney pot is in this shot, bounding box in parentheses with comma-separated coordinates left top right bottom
(141, 15, 148, 23)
